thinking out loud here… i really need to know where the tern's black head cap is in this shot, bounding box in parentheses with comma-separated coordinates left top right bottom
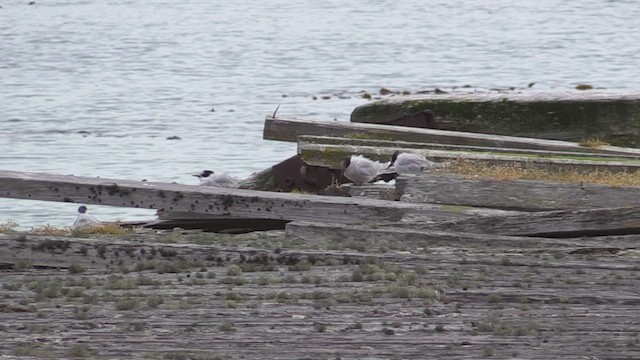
(390, 151, 403, 165)
(194, 170, 214, 178)
(340, 156, 351, 170)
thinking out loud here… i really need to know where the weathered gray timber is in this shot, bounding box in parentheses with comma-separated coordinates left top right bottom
(298, 142, 640, 173)
(286, 221, 640, 252)
(397, 173, 640, 211)
(422, 206, 640, 237)
(2, 230, 639, 359)
(299, 135, 640, 160)
(264, 116, 640, 156)
(0, 169, 480, 224)
(333, 183, 398, 200)
(350, 92, 640, 146)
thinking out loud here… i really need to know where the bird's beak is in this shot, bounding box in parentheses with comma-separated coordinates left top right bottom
(192, 174, 201, 178)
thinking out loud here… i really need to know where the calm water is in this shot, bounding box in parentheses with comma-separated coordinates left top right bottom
(1, 0, 640, 228)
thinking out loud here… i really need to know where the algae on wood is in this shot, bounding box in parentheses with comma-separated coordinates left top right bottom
(350, 92, 640, 146)
(423, 206, 640, 238)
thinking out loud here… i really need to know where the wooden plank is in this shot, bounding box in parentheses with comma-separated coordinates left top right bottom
(298, 135, 640, 160)
(420, 206, 640, 238)
(285, 221, 640, 252)
(298, 142, 640, 173)
(145, 216, 289, 233)
(2, 230, 640, 359)
(332, 184, 398, 200)
(397, 173, 640, 211)
(0, 169, 486, 224)
(264, 116, 640, 156)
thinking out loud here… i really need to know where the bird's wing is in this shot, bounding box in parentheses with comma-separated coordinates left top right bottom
(352, 157, 384, 177)
(214, 174, 239, 188)
(74, 214, 102, 228)
(397, 153, 439, 171)
(201, 174, 239, 188)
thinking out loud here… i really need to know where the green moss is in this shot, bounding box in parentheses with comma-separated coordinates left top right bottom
(440, 204, 474, 213)
(351, 96, 640, 147)
(575, 84, 593, 90)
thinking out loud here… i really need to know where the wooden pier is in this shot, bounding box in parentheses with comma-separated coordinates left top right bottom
(1, 113, 640, 359)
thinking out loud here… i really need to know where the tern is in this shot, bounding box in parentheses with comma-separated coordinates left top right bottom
(73, 205, 102, 229)
(388, 151, 444, 174)
(340, 155, 392, 185)
(193, 170, 239, 188)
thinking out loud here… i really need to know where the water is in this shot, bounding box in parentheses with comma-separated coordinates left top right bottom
(1, 0, 639, 229)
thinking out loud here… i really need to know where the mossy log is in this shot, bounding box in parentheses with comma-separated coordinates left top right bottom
(397, 173, 640, 211)
(264, 116, 640, 156)
(350, 92, 640, 146)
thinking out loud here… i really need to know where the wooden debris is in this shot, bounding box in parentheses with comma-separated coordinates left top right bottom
(0, 170, 481, 224)
(333, 183, 398, 200)
(397, 173, 640, 211)
(2, 230, 640, 359)
(350, 92, 640, 147)
(421, 206, 640, 238)
(298, 143, 640, 173)
(299, 135, 640, 160)
(264, 116, 640, 156)
(286, 221, 640, 253)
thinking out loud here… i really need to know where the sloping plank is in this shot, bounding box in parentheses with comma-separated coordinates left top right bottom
(264, 116, 640, 156)
(397, 173, 640, 211)
(420, 206, 640, 238)
(0, 169, 481, 224)
(298, 142, 640, 173)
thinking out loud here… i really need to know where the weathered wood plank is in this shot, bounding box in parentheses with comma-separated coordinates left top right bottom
(298, 142, 640, 173)
(264, 116, 640, 156)
(2, 230, 640, 360)
(285, 221, 640, 254)
(397, 173, 640, 211)
(145, 216, 289, 233)
(299, 135, 640, 160)
(333, 183, 398, 200)
(0, 169, 479, 224)
(420, 206, 640, 238)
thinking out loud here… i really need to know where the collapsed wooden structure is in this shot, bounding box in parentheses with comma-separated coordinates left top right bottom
(3, 108, 640, 359)
(2, 114, 640, 237)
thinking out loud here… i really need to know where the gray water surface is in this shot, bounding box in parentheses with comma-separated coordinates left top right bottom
(1, 0, 639, 228)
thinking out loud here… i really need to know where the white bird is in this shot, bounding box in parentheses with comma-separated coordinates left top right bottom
(340, 155, 391, 185)
(73, 205, 102, 229)
(193, 170, 239, 188)
(388, 151, 443, 174)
